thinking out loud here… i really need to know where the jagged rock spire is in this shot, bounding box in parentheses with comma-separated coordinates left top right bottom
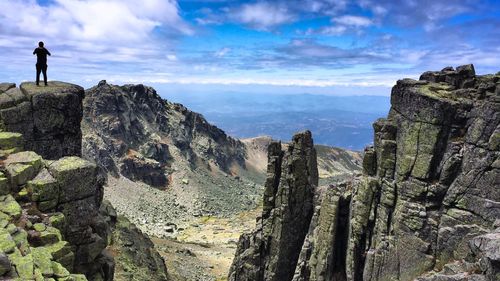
(229, 130, 318, 281)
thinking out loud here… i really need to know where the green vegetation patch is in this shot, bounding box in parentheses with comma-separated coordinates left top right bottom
(0, 229, 16, 253)
(9, 250, 34, 279)
(45, 241, 72, 260)
(48, 213, 65, 231)
(51, 261, 70, 278)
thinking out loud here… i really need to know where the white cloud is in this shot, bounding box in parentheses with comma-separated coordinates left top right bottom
(0, 0, 192, 78)
(230, 2, 295, 30)
(214, 47, 231, 58)
(320, 25, 347, 35)
(304, 14, 373, 36)
(332, 15, 373, 27)
(0, 0, 192, 44)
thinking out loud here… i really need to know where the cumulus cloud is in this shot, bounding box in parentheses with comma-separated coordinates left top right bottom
(197, 0, 353, 31)
(229, 2, 295, 30)
(0, 0, 192, 43)
(307, 15, 373, 36)
(0, 0, 191, 81)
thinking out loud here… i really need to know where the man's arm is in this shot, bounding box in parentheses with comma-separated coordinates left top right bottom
(46, 49, 51, 56)
(33, 48, 37, 55)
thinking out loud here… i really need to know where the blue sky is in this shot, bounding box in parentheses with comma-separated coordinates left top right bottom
(0, 0, 499, 95)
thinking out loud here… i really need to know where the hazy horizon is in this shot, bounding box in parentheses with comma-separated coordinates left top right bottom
(162, 90, 390, 150)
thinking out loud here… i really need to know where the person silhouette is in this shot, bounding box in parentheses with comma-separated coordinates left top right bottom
(33, 41, 51, 86)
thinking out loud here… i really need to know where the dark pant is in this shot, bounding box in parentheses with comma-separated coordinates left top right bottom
(36, 64, 48, 85)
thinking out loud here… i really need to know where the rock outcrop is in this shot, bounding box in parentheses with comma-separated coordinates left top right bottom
(0, 137, 112, 280)
(0, 82, 84, 159)
(1, 81, 170, 281)
(99, 201, 169, 281)
(229, 65, 499, 281)
(82, 81, 246, 188)
(228, 130, 318, 281)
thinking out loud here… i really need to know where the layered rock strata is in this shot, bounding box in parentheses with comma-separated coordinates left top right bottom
(229, 65, 499, 281)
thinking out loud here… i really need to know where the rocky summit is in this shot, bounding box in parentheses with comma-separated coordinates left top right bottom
(228, 65, 499, 281)
(1, 64, 497, 281)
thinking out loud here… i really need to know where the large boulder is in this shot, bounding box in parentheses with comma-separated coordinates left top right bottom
(47, 157, 97, 203)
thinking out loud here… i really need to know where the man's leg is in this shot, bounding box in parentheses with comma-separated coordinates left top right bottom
(36, 64, 41, 86)
(42, 65, 48, 86)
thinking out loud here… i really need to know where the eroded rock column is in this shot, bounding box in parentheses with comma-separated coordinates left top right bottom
(229, 130, 318, 281)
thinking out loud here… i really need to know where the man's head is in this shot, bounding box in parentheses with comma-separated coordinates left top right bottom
(38, 41, 44, 48)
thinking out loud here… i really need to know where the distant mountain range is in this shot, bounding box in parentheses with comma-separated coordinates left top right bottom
(161, 92, 391, 150)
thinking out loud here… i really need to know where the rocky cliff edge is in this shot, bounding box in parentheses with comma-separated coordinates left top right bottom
(0, 82, 169, 281)
(229, 64, 500, 281)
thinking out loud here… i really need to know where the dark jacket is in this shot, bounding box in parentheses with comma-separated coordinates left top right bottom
(33, 47, 51, 65)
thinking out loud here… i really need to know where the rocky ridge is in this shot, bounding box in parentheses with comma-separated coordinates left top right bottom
(242, 136, 362, 184)
(228, 65, 499, 281)
(82, 81, 246, 188)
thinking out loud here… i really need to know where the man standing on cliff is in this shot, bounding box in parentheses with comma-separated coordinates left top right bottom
(33, 41, 51, 86)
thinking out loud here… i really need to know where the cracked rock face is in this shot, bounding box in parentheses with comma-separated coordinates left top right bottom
(228, 130, 318, 281)
(229, 65, 499, 281)
(0, 82, 84, 159)
(0, 148, 111, 280)
(82, 81, 246, 188)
